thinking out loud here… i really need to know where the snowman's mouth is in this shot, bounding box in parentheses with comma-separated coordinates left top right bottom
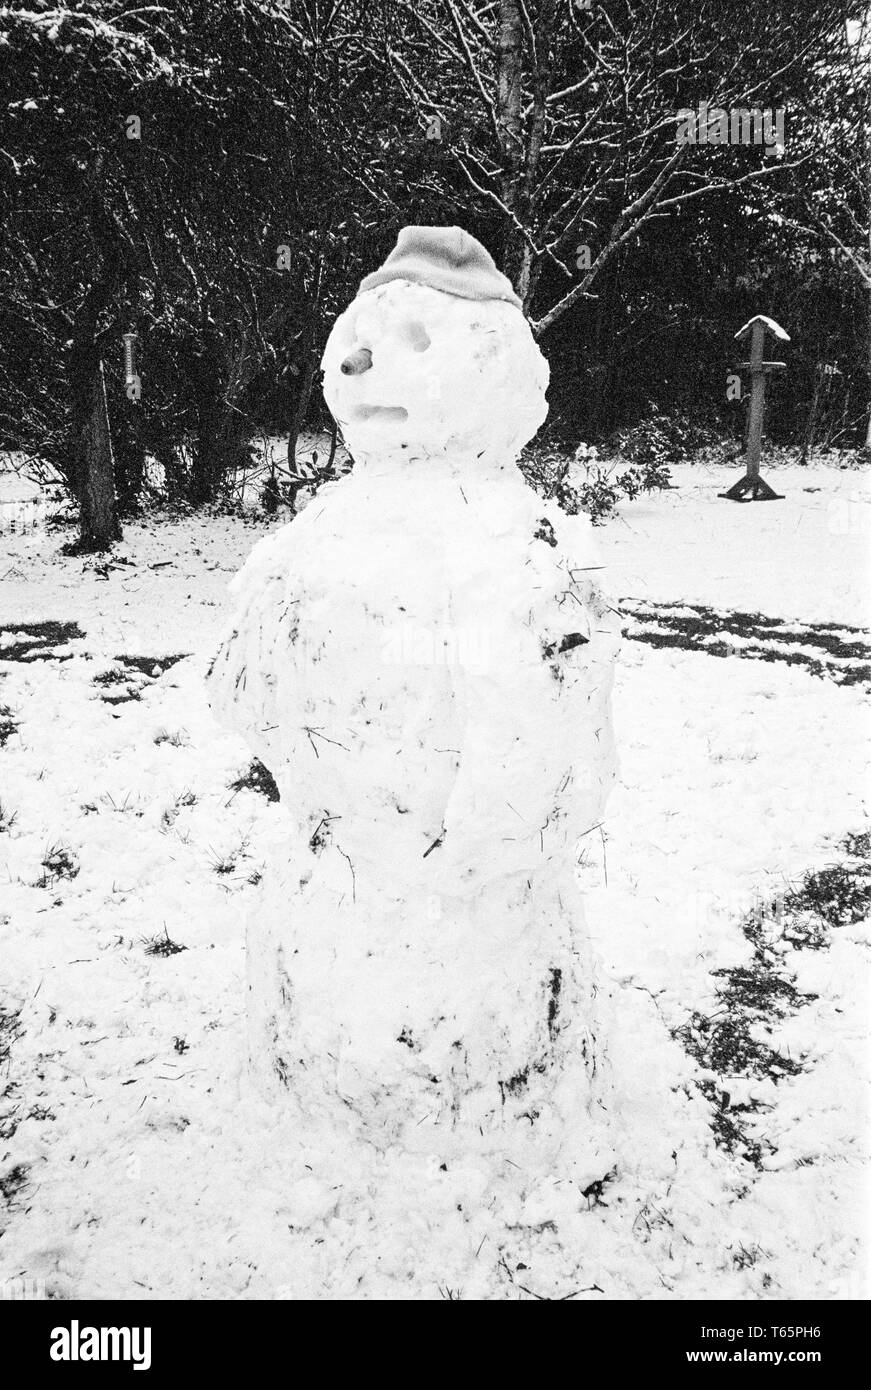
(351, 404, 409, 424)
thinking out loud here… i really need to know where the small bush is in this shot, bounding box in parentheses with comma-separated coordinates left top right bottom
(601, 406, 726, 470)
(93, 667, 129, 687)
(0, 1163, 29, 1203)
(781, 862, 871, 930)
(160, 790, 197, 832)
(154, 728, 190, 748)
(230, 758, 280, 802)
(38, 843, 79, 886)
(0, 1006, 22, 1146)
(0, 1007, 21, 1068)
(145, 927, 187, 957)
(520, 441, 671, 523)
(843, 829, 871, 859)
(0, 706, 17, 747)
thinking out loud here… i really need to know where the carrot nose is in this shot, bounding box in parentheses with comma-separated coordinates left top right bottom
(341, 348, 373, 375)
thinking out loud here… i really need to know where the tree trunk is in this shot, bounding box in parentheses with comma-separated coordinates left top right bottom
(497, 0, 526, 290)
(801, 366, 823, 464)
(190, 379, 221, 505)
(189, 325, 257, 504)
(587, 258, 620, 435)
(68, 343, 121, 551)
(325, 413, 338, 474)
(154, 439, 186, 501)
(287, 349, 317, 477)
(288, 264, 323, 475)
(495, 0, 557, 307)
(865, 83, 871, 448)
(113, 406, 146, 513)
(866, 285, 871, 448)
(189, 340, 231, 505)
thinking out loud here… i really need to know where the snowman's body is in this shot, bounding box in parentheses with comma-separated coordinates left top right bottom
(208, 263, 618, 1179)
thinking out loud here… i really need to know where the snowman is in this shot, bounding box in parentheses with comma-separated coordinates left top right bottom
(208, 227, 619, 1187)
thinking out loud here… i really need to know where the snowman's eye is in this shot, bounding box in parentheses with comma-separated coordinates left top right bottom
(340, 347, 373, 375)
(399, 320, 431, 352)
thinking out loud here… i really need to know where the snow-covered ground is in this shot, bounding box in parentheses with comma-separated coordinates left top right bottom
(0, 459, 868, 1300)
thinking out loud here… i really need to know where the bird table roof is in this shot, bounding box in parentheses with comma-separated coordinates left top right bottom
(734, 314, 791, 342)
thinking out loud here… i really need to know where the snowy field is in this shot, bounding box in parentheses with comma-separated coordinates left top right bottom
(1, 459, 868, 1300)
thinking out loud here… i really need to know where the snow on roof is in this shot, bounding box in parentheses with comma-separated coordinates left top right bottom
(734, 314, 791, 342)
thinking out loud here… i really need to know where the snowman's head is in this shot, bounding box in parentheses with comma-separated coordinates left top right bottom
(321, 230, 548, 466)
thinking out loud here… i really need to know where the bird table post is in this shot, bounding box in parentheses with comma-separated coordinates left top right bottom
(720, 315, 789, 502)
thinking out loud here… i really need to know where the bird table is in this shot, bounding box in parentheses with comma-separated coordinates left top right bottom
(721, 315, 789, 502)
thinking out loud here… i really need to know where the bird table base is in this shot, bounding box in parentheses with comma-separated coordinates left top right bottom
(719, 472, 784, 502)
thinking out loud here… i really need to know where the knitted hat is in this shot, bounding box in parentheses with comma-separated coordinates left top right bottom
(357, 226, 522, 310)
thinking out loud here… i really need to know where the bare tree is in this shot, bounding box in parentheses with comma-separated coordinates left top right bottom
(773, 11, 870, 445)
(382, 0, 847, 337)
(0, 4, 174, 547)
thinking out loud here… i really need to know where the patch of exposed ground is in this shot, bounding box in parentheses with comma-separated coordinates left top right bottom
(675, 829, 871, 1167)
(622, 601, 871, 687)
